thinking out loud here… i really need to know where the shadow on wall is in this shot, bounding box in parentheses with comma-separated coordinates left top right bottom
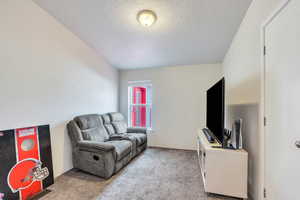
(50, 121, 73, 178)
(226, 103, 259, 199)
(63, 125, 72, 173)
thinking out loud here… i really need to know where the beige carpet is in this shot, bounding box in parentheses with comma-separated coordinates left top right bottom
(39, 148, 239, 200)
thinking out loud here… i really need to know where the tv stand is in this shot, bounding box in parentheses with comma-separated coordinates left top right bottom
(197, 129, 248, 199)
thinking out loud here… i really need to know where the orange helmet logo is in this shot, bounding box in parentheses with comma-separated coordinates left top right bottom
(7, 158, 49, 193)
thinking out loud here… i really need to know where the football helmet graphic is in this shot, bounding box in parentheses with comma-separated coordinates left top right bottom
(7, 158, 49, 193)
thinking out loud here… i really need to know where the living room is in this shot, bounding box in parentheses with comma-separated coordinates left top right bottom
(0, 0, 299, 200)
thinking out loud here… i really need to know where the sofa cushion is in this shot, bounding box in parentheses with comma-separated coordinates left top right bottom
(109, 134, 137, 156)
(81, 127, 109, 142)
(74, 114, 102, 129)
(102, 114, 111, 124)
(101, 114, 116, 135)
(110, 112, 125, 121)
(105, 124, 116, 135)
(105, 140, 132, 161)
(112, 121, 127, 134)
(109, 112, 127, 134)
(74, 114, 109, 142)
(127, 133, 147, 146)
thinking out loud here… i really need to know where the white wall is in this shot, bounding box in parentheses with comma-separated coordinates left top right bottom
(0, 0, 118, 178)
(222, 0, 283, 199)
(120, 64, 222, 150)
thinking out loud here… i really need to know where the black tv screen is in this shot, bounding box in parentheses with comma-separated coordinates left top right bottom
(206, 78, 225, 144)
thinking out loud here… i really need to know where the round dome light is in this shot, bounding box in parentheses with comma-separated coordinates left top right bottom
(137, 10, 157, 27)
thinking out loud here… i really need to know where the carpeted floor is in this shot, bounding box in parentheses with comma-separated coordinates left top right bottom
(38, 148, 239, 200)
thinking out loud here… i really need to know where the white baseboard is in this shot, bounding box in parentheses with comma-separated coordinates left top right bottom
(148, 145, 196, 151)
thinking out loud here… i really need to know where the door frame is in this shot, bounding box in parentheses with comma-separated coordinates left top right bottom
(260, 0, 291, 199)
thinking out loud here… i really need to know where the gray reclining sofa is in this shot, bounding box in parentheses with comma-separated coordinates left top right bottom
(67, 112, 147, 179)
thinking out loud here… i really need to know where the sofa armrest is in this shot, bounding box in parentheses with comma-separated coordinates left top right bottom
(78, 141, 115, 153)
(127, 127, 148, 134)
(67, 120, 84, 144)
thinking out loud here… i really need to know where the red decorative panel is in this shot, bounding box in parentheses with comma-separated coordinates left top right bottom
(0, 125, 54, 200)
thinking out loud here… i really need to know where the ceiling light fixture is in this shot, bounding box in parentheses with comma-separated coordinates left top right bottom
(137, 10, 157, 27)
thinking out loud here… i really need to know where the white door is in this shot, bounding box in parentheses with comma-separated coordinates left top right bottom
(265, 1, 300, 199)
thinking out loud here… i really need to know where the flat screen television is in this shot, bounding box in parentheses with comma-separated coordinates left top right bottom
(206, 78, 225, 144)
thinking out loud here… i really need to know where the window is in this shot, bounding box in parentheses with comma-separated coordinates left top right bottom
(128, 81, 152, 129)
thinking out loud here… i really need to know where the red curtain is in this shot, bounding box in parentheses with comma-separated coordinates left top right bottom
(132, 87, 146, 127)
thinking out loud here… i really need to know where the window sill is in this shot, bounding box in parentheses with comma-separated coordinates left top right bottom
(147, 129, 155, 134)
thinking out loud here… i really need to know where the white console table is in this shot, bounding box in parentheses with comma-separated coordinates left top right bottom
(197, 129, 248, 199)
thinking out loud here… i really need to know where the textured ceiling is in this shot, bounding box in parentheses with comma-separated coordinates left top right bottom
(33, 0, 252, 69)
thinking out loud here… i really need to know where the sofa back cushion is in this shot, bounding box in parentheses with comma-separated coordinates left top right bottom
(101, 114, 116, 135)
(74, 114, 109, 142)
(109, 112, 127, 134)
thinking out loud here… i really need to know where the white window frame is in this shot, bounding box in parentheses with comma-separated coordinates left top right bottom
(128, 80, 152, 130)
